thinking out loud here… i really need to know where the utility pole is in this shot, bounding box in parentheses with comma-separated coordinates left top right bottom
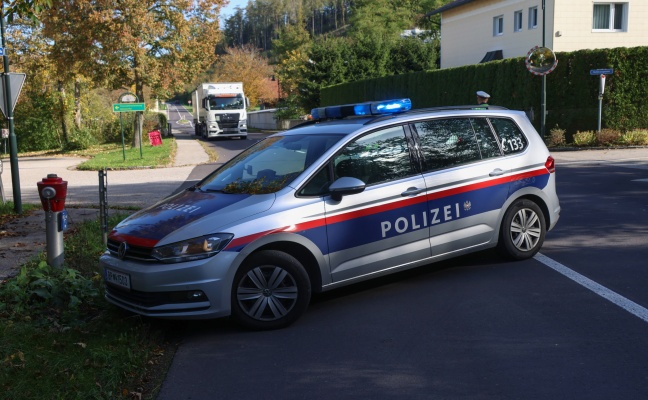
(1, 7, 21, 213)
(541, 0, 547, 138)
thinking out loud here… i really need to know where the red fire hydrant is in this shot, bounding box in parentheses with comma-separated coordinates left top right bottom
(37, 174, 68, 267)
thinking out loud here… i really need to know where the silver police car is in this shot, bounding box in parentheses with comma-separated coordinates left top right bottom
(101, 99, 560, 330)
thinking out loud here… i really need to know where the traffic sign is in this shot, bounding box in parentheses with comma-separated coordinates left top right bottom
(590, 68, 614, 75)
(0, 73, 26, 118)
(0, 48, 4, 56)
(113, 102, 145, 112)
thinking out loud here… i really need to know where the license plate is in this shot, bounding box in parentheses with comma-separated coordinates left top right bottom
(105, 268, 131, 290)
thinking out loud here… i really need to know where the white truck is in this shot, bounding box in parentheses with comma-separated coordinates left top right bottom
(192, 82, 249, 139)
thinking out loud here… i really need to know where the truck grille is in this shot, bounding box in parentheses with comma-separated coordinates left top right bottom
(219, 113, 240, 129)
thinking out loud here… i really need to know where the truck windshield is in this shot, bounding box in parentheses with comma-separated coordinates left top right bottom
(207, 95, 245, 110)
(197, 134, 343, 195)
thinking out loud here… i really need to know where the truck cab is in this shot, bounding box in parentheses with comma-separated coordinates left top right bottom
(193, 82, 249, 140)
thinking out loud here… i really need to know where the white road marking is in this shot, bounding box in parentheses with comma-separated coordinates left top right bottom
(534, 252, 648, 324)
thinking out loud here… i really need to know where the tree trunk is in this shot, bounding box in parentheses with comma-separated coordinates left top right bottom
(57, 80, 69, 145)
(74, 80, 82, 129)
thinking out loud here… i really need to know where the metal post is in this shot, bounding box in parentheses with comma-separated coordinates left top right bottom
(540, 0, 547, 138)
(120, 113, 126, 160)
(0, 158, 5, 202)
(99, 169, 108, 246)
(138, 111, 143, 158)
(1, 10, 21, 213)
(45, 209, 64, 267)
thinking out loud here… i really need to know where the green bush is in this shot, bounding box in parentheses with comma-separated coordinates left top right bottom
(620, 129, 648, 145)
(64, 127, 100, 151)
(573, 130, 598, 146)
(143, 112, 168, 133)
(275, 94, 306, 120)
(0, 261, 101, 326)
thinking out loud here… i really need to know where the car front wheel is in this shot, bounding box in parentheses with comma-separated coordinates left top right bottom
(231, 250, 311, 330)
(497, 199, 546, 260)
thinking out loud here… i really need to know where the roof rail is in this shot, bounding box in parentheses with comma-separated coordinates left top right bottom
(363, 105, 510, 125)
(408, 105, 509, 113)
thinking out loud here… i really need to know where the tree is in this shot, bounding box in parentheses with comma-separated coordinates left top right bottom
(68, 0, 224, 147)
(2, 0, 52, 21)
(272, 19, 311, 63)
(209, 45, 275, 108)
(348, 0, 416, 40)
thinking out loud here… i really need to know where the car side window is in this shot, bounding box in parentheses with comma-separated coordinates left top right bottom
(489, 118, 528, 155)
(333, 126, 415, 185)
(299, 166, 331, 196)
(470, 118, 502, 159)
(414, 118, 482, 172)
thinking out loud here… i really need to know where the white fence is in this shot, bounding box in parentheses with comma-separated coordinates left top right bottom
(248, 109, 303, 131)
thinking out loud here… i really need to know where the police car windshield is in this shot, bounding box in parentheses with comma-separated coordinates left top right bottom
(208, 95, 244, 110)
(198, 134, 342, 194)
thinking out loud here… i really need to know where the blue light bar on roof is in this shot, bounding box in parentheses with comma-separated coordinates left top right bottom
(310, 98, 412, 120)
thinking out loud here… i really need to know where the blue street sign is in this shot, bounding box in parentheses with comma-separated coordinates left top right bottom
(590, 68, 614, 75)
(0, 47, 4, 56)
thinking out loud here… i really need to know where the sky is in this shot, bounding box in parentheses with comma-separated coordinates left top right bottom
(220, 0, 249, 19)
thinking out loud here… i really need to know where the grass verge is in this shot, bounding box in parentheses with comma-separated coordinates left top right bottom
(77, 139, 176, 170)
(0, 202, 39, 225)
(0, 209, 176, 399)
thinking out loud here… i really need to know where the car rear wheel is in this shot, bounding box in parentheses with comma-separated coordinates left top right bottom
(231, 250, 311, 330)
(497, 199, 546, 260)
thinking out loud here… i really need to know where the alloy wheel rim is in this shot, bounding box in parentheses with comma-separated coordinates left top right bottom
(237, 265, 298, 321)
(510, 208, 541, 251)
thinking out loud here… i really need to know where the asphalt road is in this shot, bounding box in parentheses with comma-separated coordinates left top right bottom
(154, 113, 648, 400)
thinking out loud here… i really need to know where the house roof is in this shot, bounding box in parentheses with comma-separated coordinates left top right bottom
(425, 0, 479, 18)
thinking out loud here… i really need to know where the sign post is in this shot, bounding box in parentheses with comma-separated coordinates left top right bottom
(1, 11, 23, 213)
(590, 69, 614, 136)
(114, 93, 143, 160)
(525, 46, 558, 138)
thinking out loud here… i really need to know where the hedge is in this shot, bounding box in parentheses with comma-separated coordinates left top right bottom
(320, 46, 648, 138)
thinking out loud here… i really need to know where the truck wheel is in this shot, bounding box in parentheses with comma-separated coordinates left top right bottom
(231, 250, 311, 330)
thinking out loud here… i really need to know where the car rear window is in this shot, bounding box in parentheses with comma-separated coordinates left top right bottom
(489, 118, 528, 155)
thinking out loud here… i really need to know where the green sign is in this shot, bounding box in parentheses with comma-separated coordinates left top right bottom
(113, 102, 145, 112)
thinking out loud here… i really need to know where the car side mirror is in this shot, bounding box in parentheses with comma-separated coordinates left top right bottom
(329, 177, 366, 201)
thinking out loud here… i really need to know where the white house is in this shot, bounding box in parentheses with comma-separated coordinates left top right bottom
(427, 0, 648, 69)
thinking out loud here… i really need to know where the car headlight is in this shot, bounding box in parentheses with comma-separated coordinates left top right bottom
(151, 233, 234, 263)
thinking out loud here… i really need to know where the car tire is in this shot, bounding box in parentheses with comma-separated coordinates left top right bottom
(231, 250, 311, 330)
(497, 199, 546, 260)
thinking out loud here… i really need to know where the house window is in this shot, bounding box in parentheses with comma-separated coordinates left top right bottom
(493, 15, 504, 36)
(514, 10, 523, 32)
(593, 3, 627, 31)
(528, 6, 538, 29)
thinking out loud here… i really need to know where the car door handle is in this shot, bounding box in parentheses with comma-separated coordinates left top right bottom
(402, 187, 427, 196)
(489, 168, 505, 177)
